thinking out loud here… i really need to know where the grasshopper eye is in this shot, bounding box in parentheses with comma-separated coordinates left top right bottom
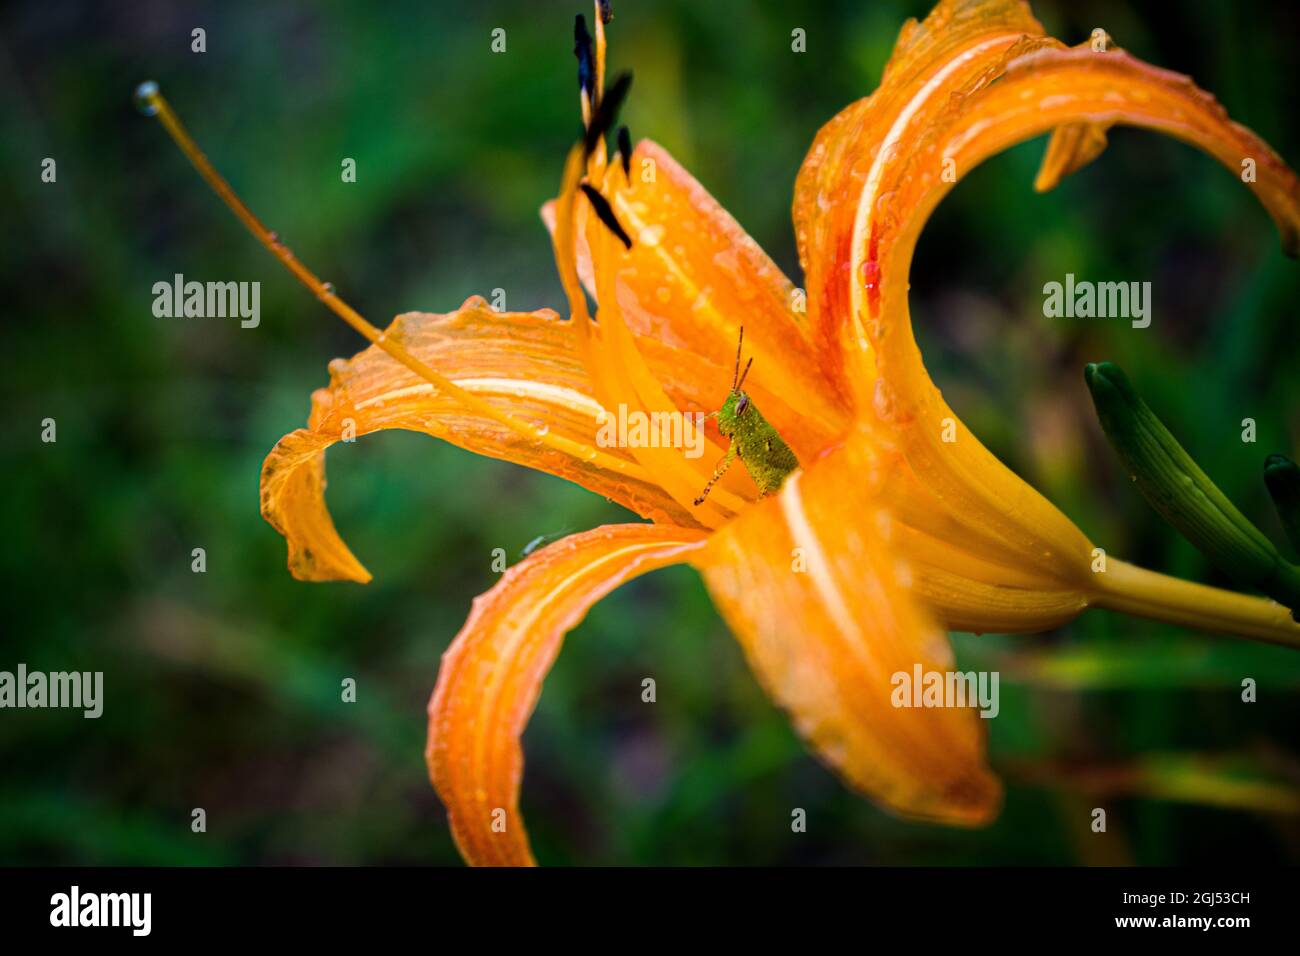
(735, 394, 750, 416)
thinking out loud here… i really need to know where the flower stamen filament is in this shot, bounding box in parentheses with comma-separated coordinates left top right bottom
(552, 142, 748, 525)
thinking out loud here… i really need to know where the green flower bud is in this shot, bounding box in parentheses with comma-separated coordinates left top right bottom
(1264, 454, 1300, 555)
(1085, 362, 1300, 615)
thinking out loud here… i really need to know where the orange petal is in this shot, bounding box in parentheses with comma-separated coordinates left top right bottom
(857, 438, 1091, 631)
(867, 44, 1298, 581)
(426, 523, 708, 866)
(260, 297, 703, 582)
(543, 139, 849, 454)
(837, 37, 1300, 392)
(924, 45, 1300, 257)
(1034, 120, 1110, 192)
(689, 432, 1001, 824)
(798, 0, 1300, 388)
(793, 0, 1049, 391)
(793, 2, 1300, 584)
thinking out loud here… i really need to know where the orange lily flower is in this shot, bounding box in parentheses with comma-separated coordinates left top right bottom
(143, 0, 1300, 866)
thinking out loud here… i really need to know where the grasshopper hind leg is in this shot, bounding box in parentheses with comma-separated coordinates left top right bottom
(693, 445, 737, 506)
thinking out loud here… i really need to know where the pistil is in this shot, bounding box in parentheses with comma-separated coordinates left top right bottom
(136, 82, 647, 483)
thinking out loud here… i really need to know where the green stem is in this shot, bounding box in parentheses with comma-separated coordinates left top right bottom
(1092, 560, 1300, 650)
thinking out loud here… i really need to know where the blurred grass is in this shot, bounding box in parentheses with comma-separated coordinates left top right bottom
(1, 0, 1298, 864)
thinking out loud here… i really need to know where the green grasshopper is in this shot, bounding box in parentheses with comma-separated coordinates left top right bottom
(694, 328, 801, 506)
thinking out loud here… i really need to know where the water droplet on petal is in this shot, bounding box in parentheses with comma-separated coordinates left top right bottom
(321, 282, 335, 295)
(873, 378, 897, 422)
(873, 190, 899, 234)
(639, 223, 665, 246)
(860, 259, 881, 292)
(864, 312, 884, 342)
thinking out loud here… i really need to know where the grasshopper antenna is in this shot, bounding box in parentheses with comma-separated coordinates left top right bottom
(732, 326, 745, 390)
(737, 356, 754, 390)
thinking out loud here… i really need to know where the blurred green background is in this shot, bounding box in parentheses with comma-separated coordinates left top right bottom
(2, 0, 1299, 865)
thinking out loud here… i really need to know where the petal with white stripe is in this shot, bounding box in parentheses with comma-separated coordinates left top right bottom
(690, 433, 1001, 824)
(261, 297, 701, 583)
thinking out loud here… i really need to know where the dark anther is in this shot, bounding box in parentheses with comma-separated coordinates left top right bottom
(598, 0, 614, 24)
(574, 15, 594, 98)
(584, 71, 632, 156)
(580, 183, 633, 249)
(617, 125, 632, 176)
